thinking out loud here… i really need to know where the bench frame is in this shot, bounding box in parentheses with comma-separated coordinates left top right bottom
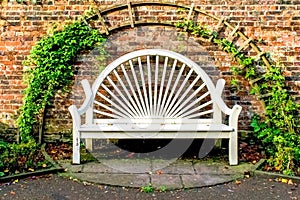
(69, 49, 242, 165)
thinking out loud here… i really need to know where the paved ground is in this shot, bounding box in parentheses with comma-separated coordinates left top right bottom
(58, 159, 259, 189)
(1, 173, 299, 200)
(1, 158, 300, 199)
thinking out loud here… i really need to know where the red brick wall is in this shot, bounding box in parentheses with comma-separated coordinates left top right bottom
(0, 0, 299, 141)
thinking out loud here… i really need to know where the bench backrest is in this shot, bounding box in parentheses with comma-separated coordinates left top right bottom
(81, 49, 227, 125)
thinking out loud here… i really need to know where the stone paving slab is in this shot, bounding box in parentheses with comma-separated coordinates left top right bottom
(193, 161, 255, 175)
(150, 159, 178, 172)
(151, 174, 182, 190)
(181, 174, 236, 188)
(72, 173, 150, 188)
(97, 159, 151, 173)
(82, 162, 123, 173)
(158, 160, 194, 174)
(193, 162, 233, 175)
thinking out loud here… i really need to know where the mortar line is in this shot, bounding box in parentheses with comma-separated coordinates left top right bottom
(179, 174, 185, 189)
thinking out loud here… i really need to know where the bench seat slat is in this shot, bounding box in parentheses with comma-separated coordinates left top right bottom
(93, 118, 214, 124)
(79, 123, 233, 132)
(80, 131, 231, 139)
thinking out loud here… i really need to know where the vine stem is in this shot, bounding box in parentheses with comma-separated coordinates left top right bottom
(38, 105, 46, 144)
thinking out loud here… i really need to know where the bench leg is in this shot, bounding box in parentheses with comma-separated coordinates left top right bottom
(229, 131, 238, 165)
(85, 139, 93, 151)
(72, 129, 80, 164)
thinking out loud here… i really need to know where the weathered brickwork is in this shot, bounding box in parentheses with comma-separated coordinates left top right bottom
(0, 0, 299, 141)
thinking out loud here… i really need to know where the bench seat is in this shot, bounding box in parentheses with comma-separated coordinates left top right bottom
(78, 123, 234, 139)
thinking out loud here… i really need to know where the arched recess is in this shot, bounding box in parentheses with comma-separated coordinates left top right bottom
(46, 1, 274, 138)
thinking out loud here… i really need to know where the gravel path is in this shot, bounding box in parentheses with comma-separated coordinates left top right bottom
(0, 174, 299, 200)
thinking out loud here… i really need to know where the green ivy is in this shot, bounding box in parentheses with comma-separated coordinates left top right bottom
(17, 21, 106, 142)
(175, 18, 300, 175)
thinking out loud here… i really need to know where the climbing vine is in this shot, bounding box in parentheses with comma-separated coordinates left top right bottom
(175, 18, 300, 175)
(17, 20, 106, 142)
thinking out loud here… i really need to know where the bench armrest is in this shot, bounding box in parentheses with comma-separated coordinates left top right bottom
(68, 105, 81, 129)
(229, 104, 242, 129)
(77, 79, 93, 115)
(213, 79, 242, 127)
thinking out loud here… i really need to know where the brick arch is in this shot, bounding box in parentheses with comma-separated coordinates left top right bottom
(86, 1, 270, 68)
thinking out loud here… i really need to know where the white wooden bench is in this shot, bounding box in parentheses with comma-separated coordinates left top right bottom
(69, 49, 242, 165)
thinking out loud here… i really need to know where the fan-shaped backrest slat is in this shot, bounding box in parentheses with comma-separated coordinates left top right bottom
(94, 109, 119, 119)
(166, 74, 201, 118)
(100, 83, 137, 117)
(94, 100, 127, 118)
(156, 56, 168, 117)
(137, 57, 151, 116)
(169, 83, 208, 118)
(184, 109, 214, 119)
(157, 58, 178, 117)
(112, 69, 141, 116)
(107, 75, 142, 117)
(146, 55, 153, 116)
(153, 55, 159, 117)
(160, 63, 186, 117)
(164, 68, 194, 117)
(179, 100, 213, 118)
(129, 60, 148, 116)
(117, 65, 145, 117)
(96, 91, 133, 118)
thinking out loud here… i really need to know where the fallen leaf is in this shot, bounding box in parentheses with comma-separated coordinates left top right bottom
(156, 170, 163, 175)
(235, 180, 242, 185)
(10, 191, 16, 195)
(281, 178, 288, 183)
(275, 166, 281, 171)
(28, 168, 34, 172)
(126, 153, 135, 158)
(42, 164, 47, 168)
(4, 169, 9, 173)
(288, 179, 294, 185)
(83, 181, 91, 186)
(13, 179, 18, 183)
